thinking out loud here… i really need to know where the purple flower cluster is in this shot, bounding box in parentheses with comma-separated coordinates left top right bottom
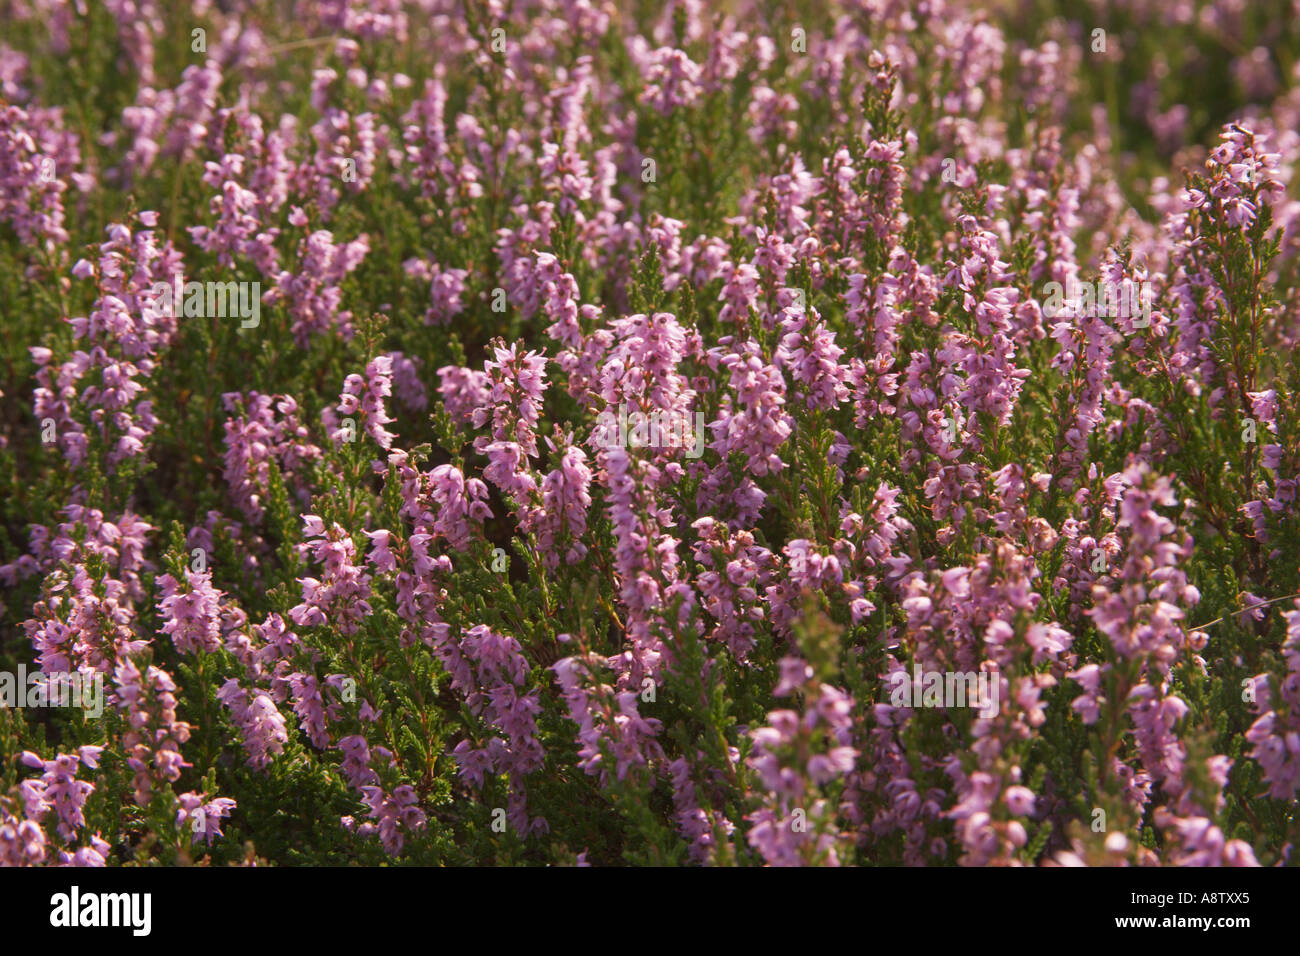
(2, 0, 1300, 869)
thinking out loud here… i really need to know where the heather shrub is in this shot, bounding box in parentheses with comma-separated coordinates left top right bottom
(1, 0, 1299, 866)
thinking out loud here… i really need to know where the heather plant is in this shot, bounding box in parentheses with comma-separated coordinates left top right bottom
(1, 0, 1298, 867)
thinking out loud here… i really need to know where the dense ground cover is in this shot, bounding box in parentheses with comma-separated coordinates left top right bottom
(1, 0, 1299, 866)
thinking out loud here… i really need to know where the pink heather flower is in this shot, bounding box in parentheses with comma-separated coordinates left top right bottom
(0, 102, 78, 246)
(434, 624, 547, 834)
(337, 735, 379, 790)
(114, 658, 192, 807)
(668, 755, 736, 864)
(472, 342, 550, 459)
(324, 355, 398, 450)
(289, 517, 374, 636)
(538, 143, 594, 216)
(707, 341, 793, 477)
(437, 365, 492, 426)
(400, 74, 484, 216)
(532, 440, 593, 569)
(385, 351, 427, 411)
(0, 811, 49, 867)
(745, 670, 857, 866)
(222, 392, 321, 522)
(426, 464, 492, 550)
(1154, 809, 1260, 867)
(287, 672, 331, 749)
(1003, 786, 1036, 817)
(1245, 601, 1300, 799)
(23, 565, 149, 676)
(691, 517, 774, 661)
(35, 213, 181, 469)
(596, 312, 697, 445)
(775, 307, 849, 410)
(269, 228, 369, 345)
(253, 612, 301, 693)
(536, 252, 584, 347)
(639, 47, 703, 116)
(359, 784, 426, 856)
(177, 793, 237, 847)
(1088, 465, 1198, 669)
(216, 679, 290, 770)
(157, 570, 225, 655)
(600, 443, 691, 689)
(17, 747, 102, 841)
(553, 654, 664, 785)
(424, 263, 469, 324)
